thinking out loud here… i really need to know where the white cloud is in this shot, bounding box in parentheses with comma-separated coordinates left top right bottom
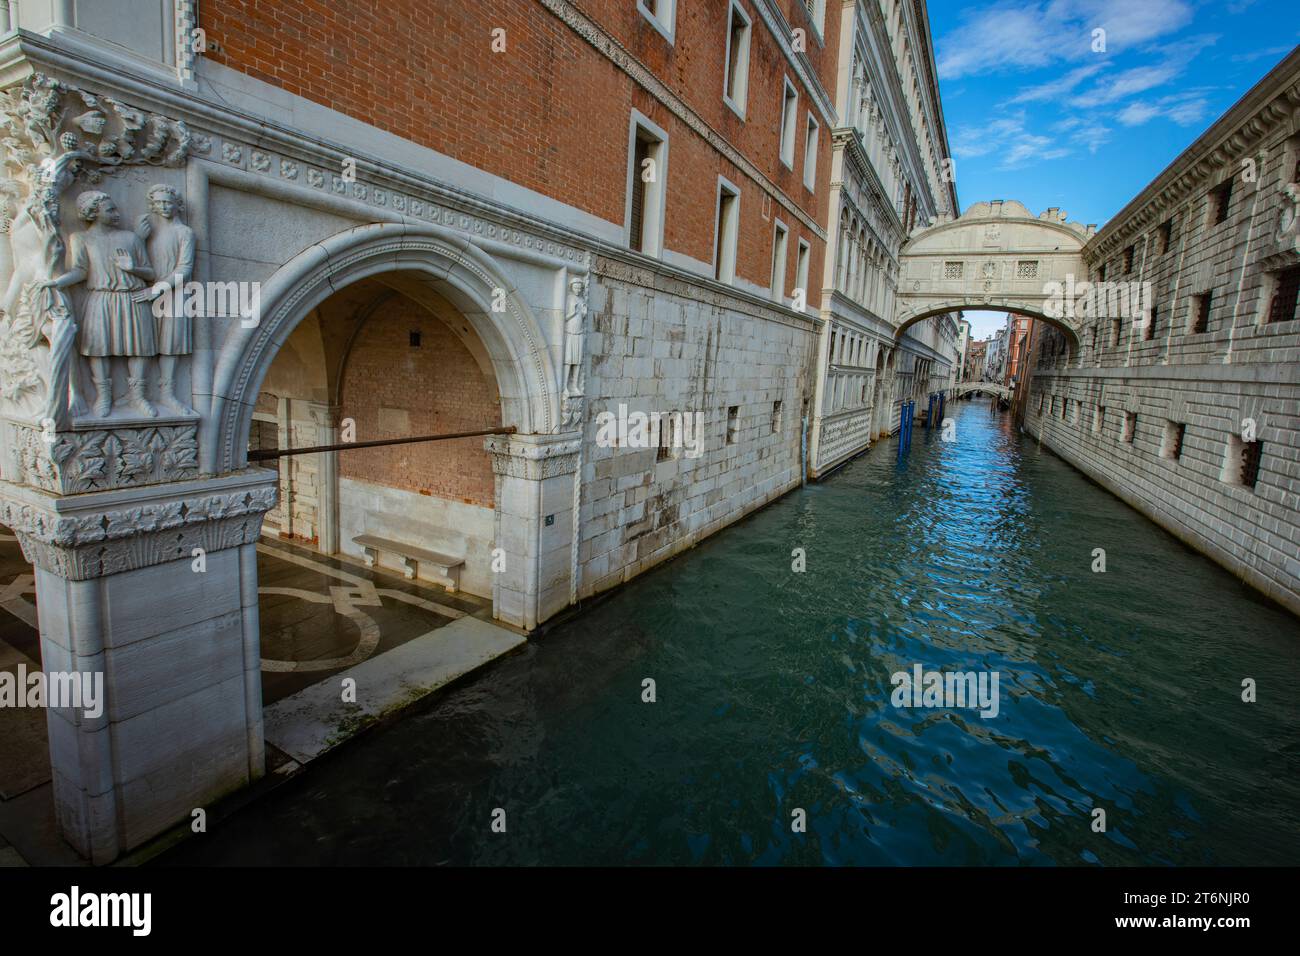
(1117, 92, 1212, 127)
(1009, 62, 1110, 103)
(951, 113, 1073, 169)
(936, 0, 1194, 80)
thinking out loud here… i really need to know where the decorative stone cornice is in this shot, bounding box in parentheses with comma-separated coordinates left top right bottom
(0, 468, 276, 580)
(1089, 50, 1300, 262)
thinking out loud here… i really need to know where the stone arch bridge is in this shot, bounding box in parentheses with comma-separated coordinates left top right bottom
(951, 382, 1014, 400)
(894, 200, 1095, 340)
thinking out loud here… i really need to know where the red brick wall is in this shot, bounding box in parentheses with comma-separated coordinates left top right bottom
(338, 302, 498, 507)
(200, 0, 835, 292)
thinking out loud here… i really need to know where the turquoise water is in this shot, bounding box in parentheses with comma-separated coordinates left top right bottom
(163, 401, 1300, 866)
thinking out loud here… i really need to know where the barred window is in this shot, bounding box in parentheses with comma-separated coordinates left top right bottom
(1016, 260, 1038, 279)
(944, 261, 963, 280)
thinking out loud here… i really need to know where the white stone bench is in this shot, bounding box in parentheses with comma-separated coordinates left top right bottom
(353, 533, 464, 593)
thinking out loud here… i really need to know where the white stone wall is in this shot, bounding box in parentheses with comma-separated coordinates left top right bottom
(338, 477, 495, 599)
(577, 258, 817, 596)
(1024, 65, 1300, 615)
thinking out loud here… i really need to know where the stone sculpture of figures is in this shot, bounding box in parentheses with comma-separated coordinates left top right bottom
(3, 142, 94, 428)
(41, 191, 156, 418)
(561, 276, 587, 428)
(563, 276, 586, 396)
(137, 184, 195, 414)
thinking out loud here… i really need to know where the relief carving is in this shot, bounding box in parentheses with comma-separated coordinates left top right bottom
(0, 74, 194, 493)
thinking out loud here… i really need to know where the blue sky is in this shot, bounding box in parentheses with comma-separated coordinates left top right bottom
(926, 0, 1298, 338)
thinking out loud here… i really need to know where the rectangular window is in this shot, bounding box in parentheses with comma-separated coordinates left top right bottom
(1266, 265, 1300, 323)
(1093, 405, 1105, 435)
(1111, 317, 1122, 348)
(1121, 412, 1137, 444)
(795, 239, 811, 305)
(714, 178, 740, 283)
(1144, 302, 1158, 341)
(779, 78, 799, 169)
(657, 412, 676, 461)
(626, 118, 667, 256)
(636, 0, 676, 42)
(770, 221, 789, 301)
(1210, 178, 1233, 225)
(1123, 245, 1135, 273)
(1222, 435, 1263, 489)
(944, 261, 964, 280)
(803, 114, 819, 191)
(726, 405, 740, 444)
(1016, 260, 1038, 279)
(1161, 421, 1186, 460)
(771, 400, 782, 434)
(1192, 292, 1212, 334)
(723, 2, 752, 118)
(802, 0, 825, 35)
(1099, 262, 1108, 283)
(1159, 218, 1174, 255)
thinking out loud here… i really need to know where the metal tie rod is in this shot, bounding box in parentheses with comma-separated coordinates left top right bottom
(247, 425, 517, 461)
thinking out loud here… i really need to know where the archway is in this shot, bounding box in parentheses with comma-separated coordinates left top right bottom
(207, 221, 560, 475)
(209, 221, 575, 632)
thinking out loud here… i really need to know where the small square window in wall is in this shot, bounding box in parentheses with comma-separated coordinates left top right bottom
(1210, 178, 1234, 225)
(1222, 435, 1263, 490)
(1121, 412, 1137, 444)
(657, 412, 676, 461)
(1161, 421, 1186, 460)
(1266, 265, 1300, 323)
(1159, 218, 1175, 255)
(726, 405, 740, 444)
(1144, 303, 1158, 341)
(944, 261, 963, 280)
(1016, 260, 1038, 279)
(1191, 292, 1212, 334)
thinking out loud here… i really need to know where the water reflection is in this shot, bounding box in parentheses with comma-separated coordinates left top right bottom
(162, 402, 1300, 867)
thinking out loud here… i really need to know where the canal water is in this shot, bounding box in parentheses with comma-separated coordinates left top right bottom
(162, 401, 1300, 866)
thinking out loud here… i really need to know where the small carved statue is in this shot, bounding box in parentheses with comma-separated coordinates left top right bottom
(561, 276, 587, 428)
(137, 184, 195, 414)
(42, 191, 157, 418)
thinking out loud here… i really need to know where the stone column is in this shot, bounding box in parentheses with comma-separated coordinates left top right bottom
(0, 469, 276, 863)
(484, 432, 580, 631)
(313, 404, 341, 555)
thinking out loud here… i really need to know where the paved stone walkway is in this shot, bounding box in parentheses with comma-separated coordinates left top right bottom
(0, 527, 509, 864)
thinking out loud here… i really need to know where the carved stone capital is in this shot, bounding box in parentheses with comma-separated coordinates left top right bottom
(0, 469, 277, 581)
(4, 418, 199, 493)
(484, 432, 581, 480)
